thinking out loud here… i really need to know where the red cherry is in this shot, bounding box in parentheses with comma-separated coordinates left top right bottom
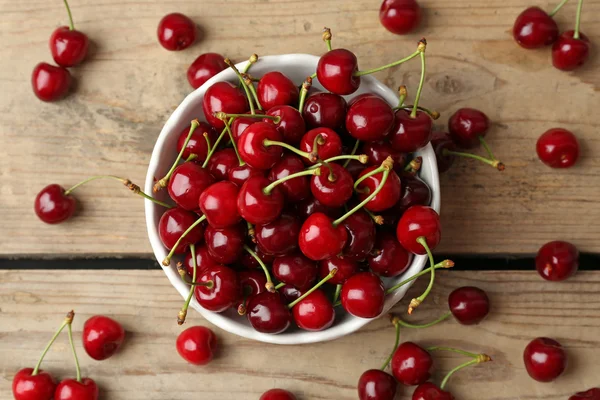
(237, 176, 285, 225)
(202, 81, 249, 130)
(362, 141, 407, 173)
(265, 105, 306, 144)
(204, 223, 245, 264)
(257, 72, 299, 110)
(54, 378, 98, 400)
(157, 13, 197, 51)
(168, 162, 215, 211)
(177, 122, 218, 162)
(34, 184, 76, 224)
(241, 244, 275, 269)
(12, 368, 56, 400)
(194, 265, 240, 312)
(158, 208, 203, 254)
(207, 148, 239, 181)
(523, 337, 567, 382)
(246, 291, 292, 334)
(303, 92, 347, 129)
(279, 284, 305, 303)
(342, 210, 376, 261)
(552, 31, 590, 71)
(356, 166, 401, 212)
(49, 27, 89, 67)
(300, 127, 343, 164)
(175, 326, 216, 365)
(346, 94, 394, 141)
(256, 212, 301, 256)
(536, 128, 579, 168)
(82, 316, 125, 361)
(392, 174, 431, 216)
(231, 111, 264, 142)
(32, 63, 71, 102)
(260, 388, 297, 400)
(513, 7, 558, 49)
(319, 255, 358, 285)
(346, 159, 367, 179)
(299, 213, 348, 260)
(389, 109, 433, 152)
(198, 181, 241, 228)
(368, 231, 412, 277)
(187, 53, 227, 89)
(184, 244, 219, 276)
(311, 163, 354, 207)
(448, 286, 490, 325)
(341, 272, 385, 318)
(228, 164, 264, 186)
(570, 388, 600, 400)
(317, 49, 360, 95)
(236, 269, 267, 310)
(238, 122, 284, 170)
(391, 342, 432, 385)
(358, 369, 397, 400)
(535, 240, 579, 281)
(447, 108, 489, 149)
(268, 154, 311, 202)
(412, 382, 454, 400)
(292, 290, 335, 331)
(396, 206, 441, 255)
(273, 253, 317, 290)
(296, 197, 342, 220)
(379, 0, 422, 35)
(431, 132, 456, 173)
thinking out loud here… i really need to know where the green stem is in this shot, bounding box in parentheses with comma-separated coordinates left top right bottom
(443, 149, 504, 171)
(263, 139, 313, 161)
(225, 59, 255, 114)
(549, 0, 570, 17)
(65, 175, 126, 195)
(162, 215, 206, 266)
(396, 311, 452, 329)
(217, 113, 280, 123)
(323, 27, 333, 51)
(381, 321, 401, 370)
(408, 237, 435, 314)
(398, 105, 440, 120)
(241, 54, 258, 74)
(308, 154, 368, 170)
(298, 77, 312, 112)
(355, 49, 421, 77)
(136, 190, 172, 208)
(478, 136, 495, 160)
(288, 268, 337, 308)
(263, 168, 319, 195)
(574, 0, 584, 39)
(427, 346, 481, 359)
(203, 132, 212, 155)
(32, 312, 72, 375)
(222, 118, 244, 166)
(66, 321, 81, 382)
(333, 284, 342, 304)
(185, 154, 198, 163)
(353, 165, 385, 191)
(310, 72, 317, 79)
(397, 85, 408, 108)
(63, 0, 75, 30)
(440, 359, 479, 390)
(275, 282, 286, 290)
(178, 244, 197, 325)
(343, 140, 361, 168)
(201, 121, 230, 168)
(410, 51, 426, 118)
(244, 245, 275, 292)
(247, 82, 262, 111)
(155, 120, 200, 190)
(385, 259, 454, 295)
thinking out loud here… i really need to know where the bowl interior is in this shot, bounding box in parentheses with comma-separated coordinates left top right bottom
(145, 54, 440, 345)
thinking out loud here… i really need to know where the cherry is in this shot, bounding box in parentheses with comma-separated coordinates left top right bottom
(184, 244, 219, 276)
(207, 148, 239, 181)
(431, 132, 456, 173)
(260, 389, 297, 400)
(570, 388, 600, 400)
(273, 253, 318, 290)
(448, 108, 489, 149)
(358, 369, 397, 400)
(396, 206, 440, 255)
(12, 368, 56, 400)
(356, 167, 401, 212)
(32, 63, 71, 102)
(177, 122, 217, 162)
(202, 81, 249, 130)
(82, 315, 125, 361)
(535, 240, 579, 281)
(204, 224, 245, 264)
(49, 31, 89, 68)
(379, 0, 422, 35)
(237, 176, 285, 225)
(257, 72, 299, 110)
(246, 291, 292, 334)
(362, 141, 407, 173)
(319, 256, 358, 285)
(168, 162, 214, 211)
(342, 210, 376, 261)
(303, 92, 347, 130)
(265, 105, 306, 144)
(317, 48, 360, 95)
(368, 231, 412, 277)
(268, 155, 311, 202)
(393, 174, 431, 215)
(280, 284, 304, 303)
(256, 212, 301, 256)
(523, 337, 567, 382)
(311, 163, 354, 207)
(513, 7, 559, 49)
(299, 213, 348, 260)
(231, 111, 264, 142)
(448, 286, 490, 325)
(241, 244, 275, 269)
(346, 94, 394, 141)
(300, 127, 343, 164)
(292, 289, 335, 331)
(238, 122, 284, 170)
(296, 197, 341, 220)
(194, 265, 240, 312)
(552, 31, 590, 71)
(175, 326, 217, 365)
(158, 208, 203, 254)
(412, 383, 454, 400)
(34, 184, 76, 224)
(341, 272, 385, 318)
(536, 128, 579, 168)
(389, 109, 433, 152)
(157, 13, 197, 51)
(346, 159, 367, 179)
(237, 269, 268, 312)
(187, 53, 227, 89)
(55, 378, 98, 400)
(198, 181, 241, 228)
(228, 164, 264, 186)
(391, 342, 432, 385)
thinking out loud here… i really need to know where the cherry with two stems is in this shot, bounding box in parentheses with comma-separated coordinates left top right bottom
(157, 12, 197, 51)
(552, 0, 590, 71)
(536, 128, 579, 168)
(536, 240, 579, 281)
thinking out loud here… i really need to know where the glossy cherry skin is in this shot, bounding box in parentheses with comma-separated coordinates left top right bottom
(523, 337, 567, 382)
(362, 141, 407, 173)
(246, 291, 292, 334)
(12, 368, 55, 400)
(390, 109, 433, 152)
(268, 154, 310, 202)
(187, 53, 227, 89)
(228, 164, 264, 186)
(379, 0, 422, 35)
(303, 92, 348, 130)
(194, 265, 240, 312)
(535, 240, 579, 281)
(198, 181, 241, 228)
(431, 132, 456, 173)
(237, 269, 267, 310)
(237, 176, 285, 225)
(32, 63, 71, 102)
(184, 244, 219, 276)
(202, 81, 249, 130)
(358, 369, 397, 400)
(317, 48, 360, 95)
(513, 7, 558, 49)
(177, 121, 218, 162)
(536, 128, 579, 168)
(341, 272, 385, 318)
(299, 213, 348, 261)
(82, 315, 125, 360)
(256, 212, 301, 256)
(570, 388, 600, 400)
(273, 253, 317, 290)
(157, 13, 197, 51)
(357, 166, 401, 212)
(279, 284, 304, 303)
(394, 174, 432, 215)
(342, 210, 376, 261)
(311, 163, 354, 207)
(260, 389, 297, 400)
(34, 184, 76, 224)
(49, 27, 89, 67)
(319, 256, 359, 285)
(448, 108, 489, 149)
(158, 208, 204, 254)
(264, 105, 306, 144)
(448, 286, 490, 325)
(231, 111, 263, 142)
(54, 378, 98, 400)
(368, 231, 412, 277)
(300, 127, 343, 164)
(204, 223, 245, 264)
(168, 162, 214, 211)
(552, 31, 590, 71)
(346, 94, 394, 141)
(296, 197, 342, 220)
(396, 206, 441, 255)
(391, 342, 432, 385)
(176, 326, 217, 365)
(207, 148, 239, 181)
(238, 122, 284, 170)
(292, 290, 335, 331)
(257, 72, 299, 110)
(241, 244, 275, 269)
(412, 382, 454, 400)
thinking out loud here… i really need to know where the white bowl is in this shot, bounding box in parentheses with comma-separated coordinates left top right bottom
(145, 54, 440, 345)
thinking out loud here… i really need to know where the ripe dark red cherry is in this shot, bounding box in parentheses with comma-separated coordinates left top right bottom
(346, 95, 394, 141)
(158, 208, 203, 253)
(194, 265, 240, 312)
(536, 128, 579, 168)
(319, 256, 358, 285)
(204, 224, 245, 264)
(362, 141, 407, 173)
(342, 210, 376, 261)
(391, 342, 432, 385)
(296, 197, 341, 220)
(202, 81, 249, 130)
(535, 240, 579, 281)
(273, 253, 317, 290)
(237, 269, 267, 310)
(168, 162, 214, 211)
(317, 48, 360, 95)
(260, 388, 297, 400)
(523, 337, 567, 382)
(207, 148, 239, 181)
(82, 315, 125, 360)
(311, 163, 354, 207)
(358, 369, 397, 400)
(341, 272, 385, 318)
(552, 31, 590, 71)
(389, 109, 433, 152)
(570, 388, 600, 400)
(412, 382, 454, 400)
(300, 127, 343, 164)
(292, 290, 335, 331)
(176, 326, 217, 365)
(299, 213, 348, 260)
(264, 105, 306, 145)
(238, 122, 284, 170)
(448, 108, 489, 149)
(231, 112, 263, 142)
(431, 132, 456, 173)
(187, 53, 227, 89)
(279, 284, 304, 303)
(397, 206, 440, 255)
(393, 174, 432, 215)
(177, 122, 217, 162)
(256, 212, 301, 256)
(31, 63, 71, 102)
(241, 244, 275, 269)
(257, 72, 299, 110)
(55, 378, 98, 400)
(237, 176, 285, 225)
(368, 231, 412, 277)
(268, 155, 311, 202)
(356, 167, 401, 212)
(34, 184, 76, 224)
(12, 368, 56, 400)
(379, 0, 422, 35)
(184, 244, 219, 276)
(513, 7, 559, 49)
(246, 291, 292, 334)
(448, 286, 490, 325)
(303, 92, 348, 130)
(157, 13, 197, 51)
(49, 27, 89, 68)
(227, 164, 264, 186)
(198, 181, 241, 228)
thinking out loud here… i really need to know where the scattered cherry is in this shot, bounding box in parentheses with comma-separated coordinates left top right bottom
(570, 388, 600, 400)
(358, 369, 397, 400)
(34, 184, 76, 224)
(535, 240, 579, 281)
(391, 342, 432, 385)
(513, 7, 559, 49)
(448, 108, 489, 149)
(552, 31, 590, 71)
(536, 128, 579, 168)
(379, 0, 422, 35)
(176, 326, 217, 365)
(12, 368, 56, 400)
(412, 382, 454, 400)
(260, 388, 297, 400)
(157, 13, 197, 51)
(187, 53, 227, 89)
(341, 272, 385, 318)
(32, 63, 71, 102)
(82, 315, 125, 361)
(54, 378, 98, 400)
(448, 286, 490, 325)
(523, 337, 567, 382)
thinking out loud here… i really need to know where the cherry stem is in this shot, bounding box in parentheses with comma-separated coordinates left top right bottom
(310, 72, 317, 79)
(343, 140, 361, 168)
(443, 149, 505, 171)
(398, 105, 440, 120)
(397, 85, 408, 108)
(391, 311, 452, 329)
(354, 165, 386, 190)
(242, 54, 258, 74)
(178, 244, 197, 325)
(263, 139, 315, 162)
(242, 74, 263, 111)
(275, 282, 286, 290)
(220, 117, 244, 166)
(405, 157, 422, 173)
(243, 245, 275, 293)
(385, 259, 454, 294)
(202, 120, 231, 168)
(333, 283, 342, 304)
(439, 353, 492, 390)
(185, 154, 198, 163)
(225, 59, 255, 114)
(380, 319, 401, 371)
(217, 112, 281, 124)
(574, 0, 584, 39)
(309, 154, 368, 170)
(288, 268, 338, 308)
(355, 39, 425, 77)
(155, 120, 200, 191)
(162, 215, 207, 266)
(549, 0, 570, 17)
(298, 76, 313, 113)
(365, 208, 384, 225)
(479, 136, 495, 160)
(322, 27, 333, 51)
(408, 236, 435, 314)
(65, 313, 81, 382)
(411, 50, 427, 119)
(203, 132, 212, 155)
(63, 0, 75, 30)
(426, 346, 481, 359)
(247, 221, 256, 243)
(263, 168, 320, 195)
(32, 311, 73, 376)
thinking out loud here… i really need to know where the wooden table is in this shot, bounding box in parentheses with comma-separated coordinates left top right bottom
(1, 0, 599, 399)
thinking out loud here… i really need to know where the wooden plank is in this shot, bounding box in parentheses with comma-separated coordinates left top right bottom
(1, 269, 599, 399)
(0, 0, 599, 256)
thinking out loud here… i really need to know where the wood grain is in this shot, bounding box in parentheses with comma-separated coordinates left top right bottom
(0, 0, 599, 256)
